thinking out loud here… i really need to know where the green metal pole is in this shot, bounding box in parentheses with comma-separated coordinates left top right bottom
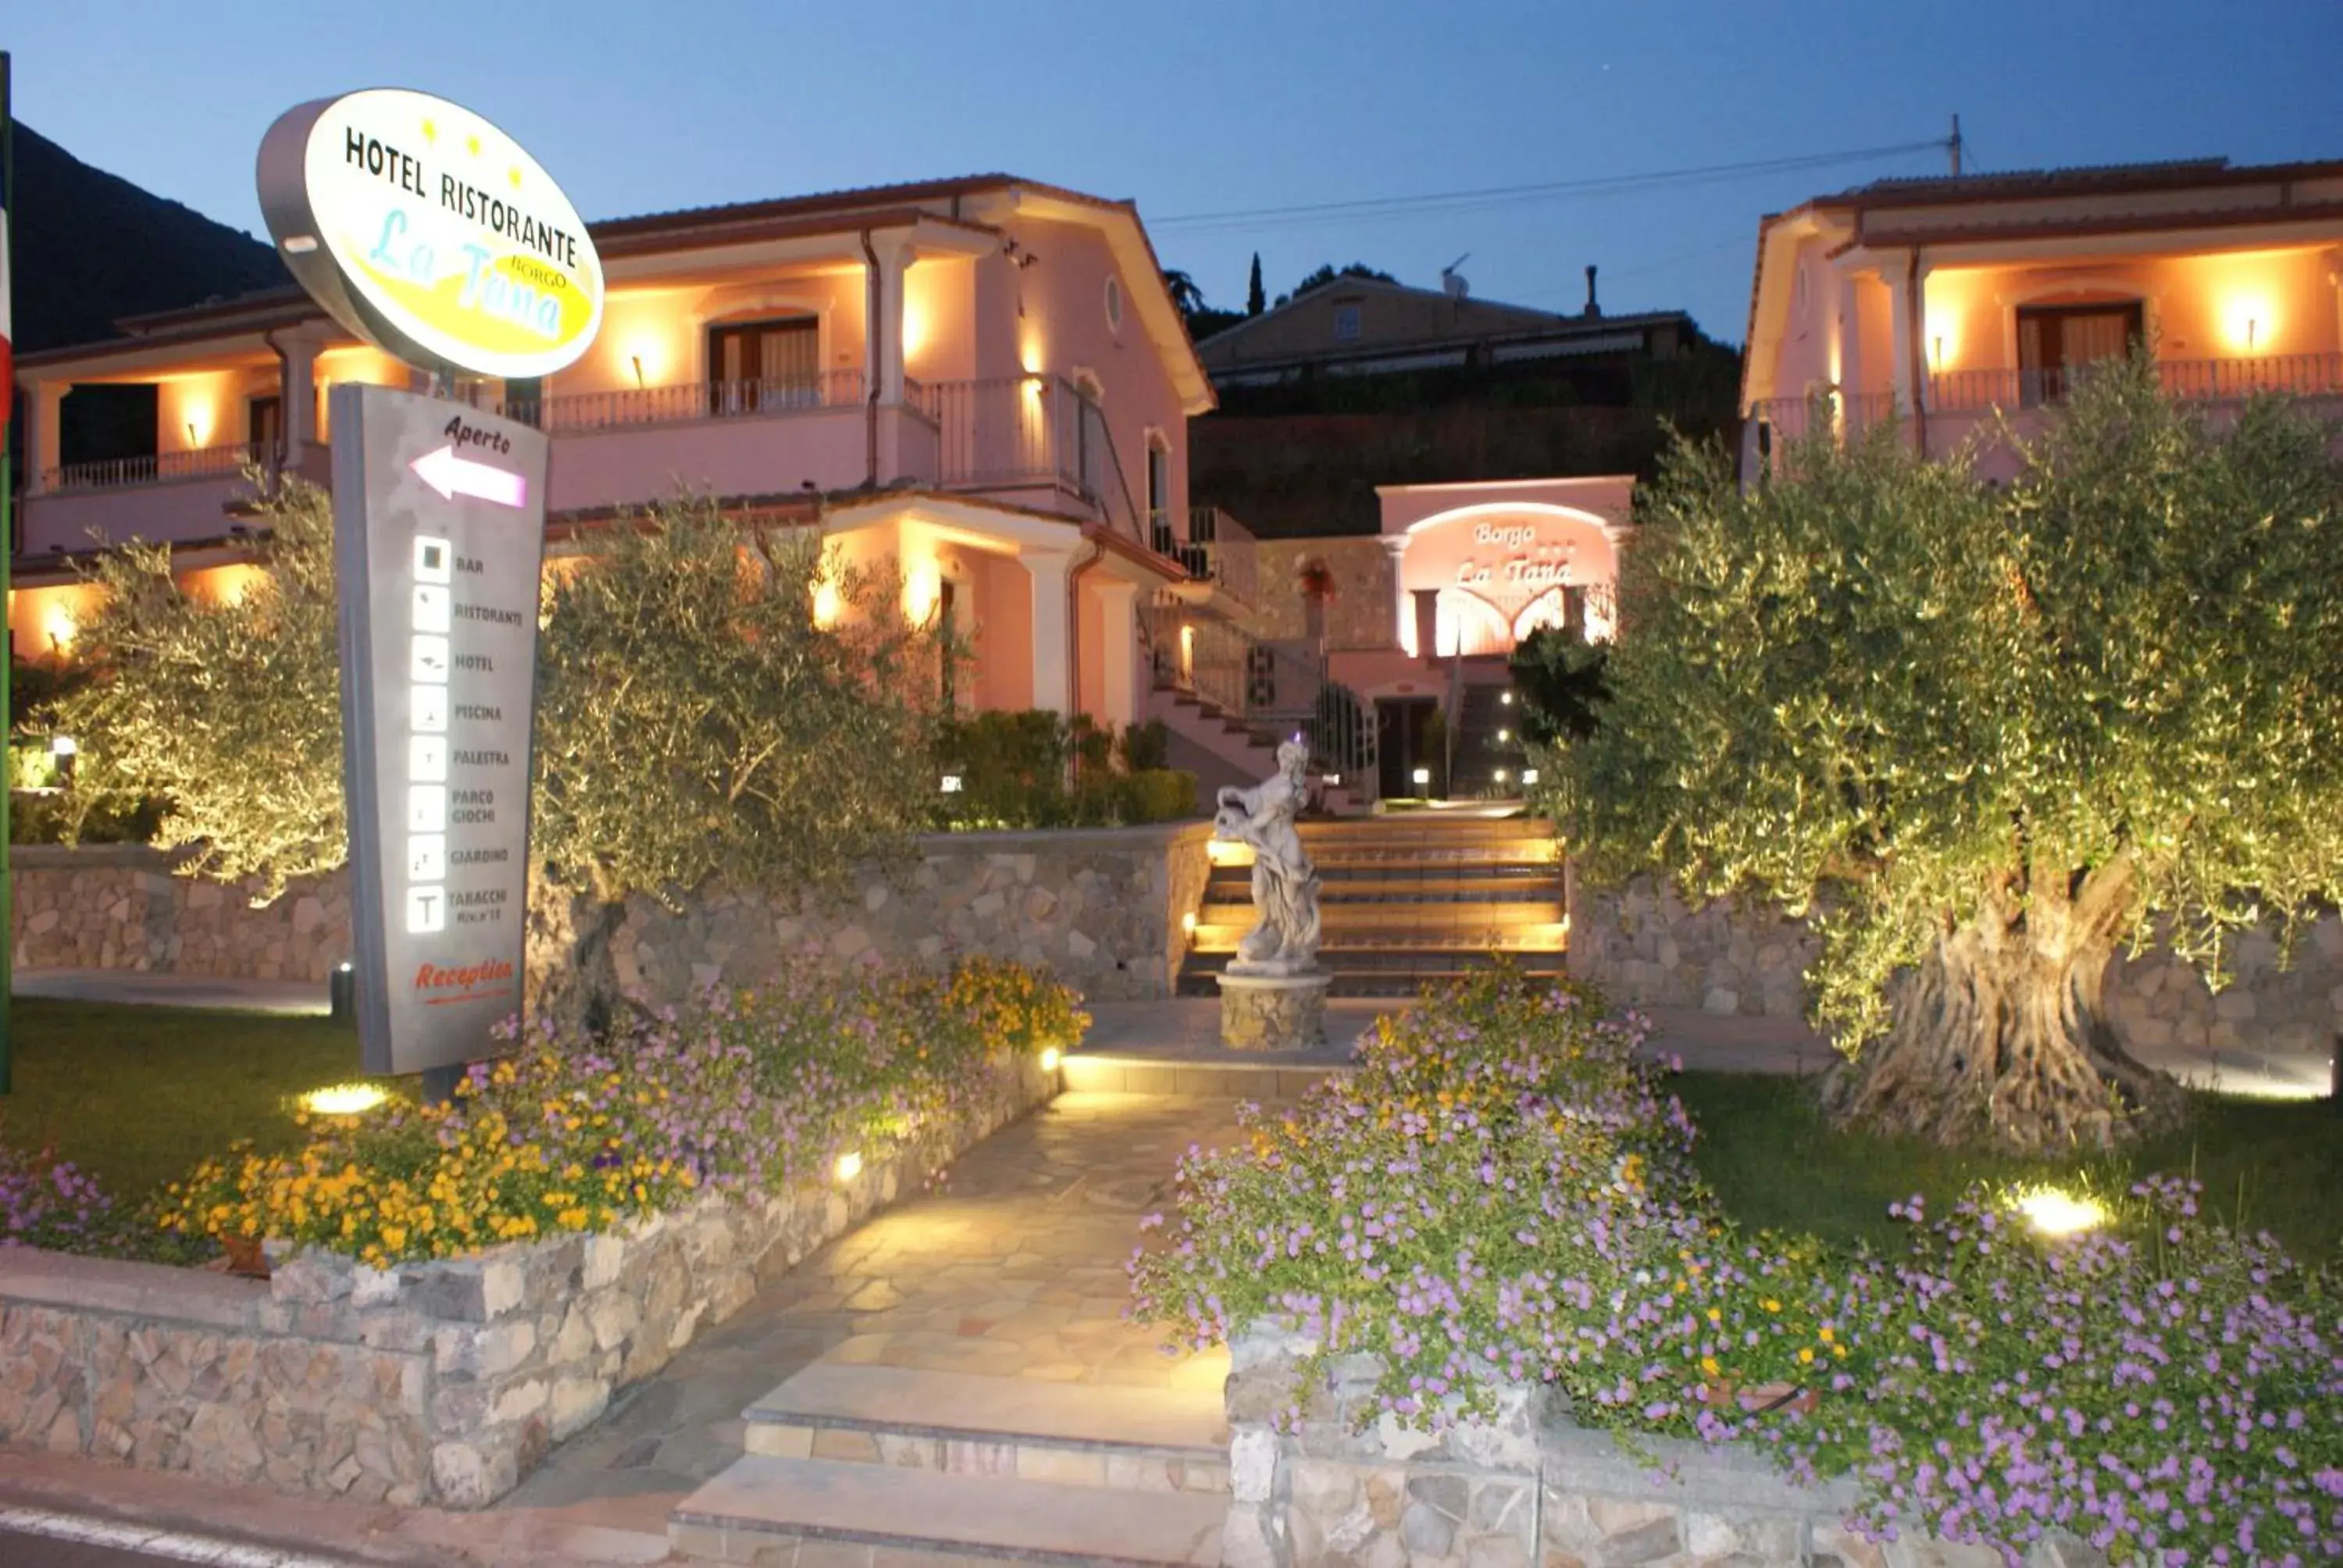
(2, 50, 16, 1095)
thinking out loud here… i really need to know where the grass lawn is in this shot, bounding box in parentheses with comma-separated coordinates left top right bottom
(1675, 1069, 2343, 1269)
(0, 999, 376, 1206)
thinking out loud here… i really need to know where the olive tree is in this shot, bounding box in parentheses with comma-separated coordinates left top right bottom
(1557, 363, 2343, 1150)
(50, 476, 943, 1021)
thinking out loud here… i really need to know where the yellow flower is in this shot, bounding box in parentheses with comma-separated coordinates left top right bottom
(1706, 1308, 1722, 1324)
(1699, 1356, 1721, 1377)
(1797, 1347, 1814, 1365)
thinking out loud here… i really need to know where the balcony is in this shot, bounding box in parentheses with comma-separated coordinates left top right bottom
(23, 443, 331, 554)
(19, 375, 1156, 558)
(1744, 351, 2343, 478)
(1928, 351, 2343, 412)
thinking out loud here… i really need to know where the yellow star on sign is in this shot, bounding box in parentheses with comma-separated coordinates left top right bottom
(508, 166, 523, 189)
(466, 134, 481, 156)
(421, 118, 437, 143)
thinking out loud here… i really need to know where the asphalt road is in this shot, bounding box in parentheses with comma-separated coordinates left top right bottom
(0, 1524, 160, 1566)
(0, 1519, 358, 1566)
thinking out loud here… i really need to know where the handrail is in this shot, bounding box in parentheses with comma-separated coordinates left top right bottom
(1930, 352, 2343, 412)
(38, 441, 277, 495)
(503, 370, 866, 433)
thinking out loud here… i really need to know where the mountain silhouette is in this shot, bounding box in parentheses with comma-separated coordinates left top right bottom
(12, 120, 291, 355)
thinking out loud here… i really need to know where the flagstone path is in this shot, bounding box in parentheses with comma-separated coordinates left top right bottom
(499, 1090, 1250, 1541)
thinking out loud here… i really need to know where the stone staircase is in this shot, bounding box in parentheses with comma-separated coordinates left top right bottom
(672, 1364, 1228, 1566)
(1177, 812, 1567, 998)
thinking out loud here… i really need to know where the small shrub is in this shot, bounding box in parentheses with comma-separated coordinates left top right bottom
(1118, 768, 1198, 823)
(1119, 718, 1172, 773)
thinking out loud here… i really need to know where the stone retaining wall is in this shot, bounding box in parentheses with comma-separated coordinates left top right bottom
(602, 821, 1214, 1006)
(12, 822, 1214, 1003)
(9, 845, 353, 983)
(1224, 1322, 2094, 1568)
(1568, 871, 2343, 1063)
(0, 1053, 1054, 1509)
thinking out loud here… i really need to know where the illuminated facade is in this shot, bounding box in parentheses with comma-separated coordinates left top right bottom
(9, 174, 1224, 732)
(1741, 156, 2343, 480)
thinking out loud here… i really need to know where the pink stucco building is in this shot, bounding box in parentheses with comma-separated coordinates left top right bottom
(1740, 155, 2343, 480)
(10, 174, 1234, 736)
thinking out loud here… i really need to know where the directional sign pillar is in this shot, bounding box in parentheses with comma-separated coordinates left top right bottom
(333, 387, 547, 1076)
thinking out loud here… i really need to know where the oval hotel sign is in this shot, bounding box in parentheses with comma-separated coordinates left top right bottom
(258, 89, 603, 380)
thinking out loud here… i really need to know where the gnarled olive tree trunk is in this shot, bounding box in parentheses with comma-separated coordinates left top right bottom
(1823, 861, 2184, 1152)
(524, 871, 628, 1040)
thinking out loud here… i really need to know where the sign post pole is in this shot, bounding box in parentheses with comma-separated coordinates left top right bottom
(258, 89, 601, 1085)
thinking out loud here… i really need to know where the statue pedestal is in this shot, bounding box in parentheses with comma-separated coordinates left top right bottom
(1215, 969, 1332, 1051)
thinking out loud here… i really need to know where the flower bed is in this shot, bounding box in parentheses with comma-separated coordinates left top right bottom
(1, 959, 1080, 1506)
(1132, 969, 2343, 1566)
(159, 956, 1082, 1267)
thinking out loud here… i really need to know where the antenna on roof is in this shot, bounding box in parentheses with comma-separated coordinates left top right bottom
(1949, 113, 1964, 177)
(1441, 252, 1471, 300)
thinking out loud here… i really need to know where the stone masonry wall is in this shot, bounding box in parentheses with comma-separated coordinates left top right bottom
(1224, 1321, 2099, 1568)
(0, 1053, 1054, 1509)
(601, 821, 1214, 1005)
(12, 823, 1214, 1003)
(1570, 871, 2343, 1070)
(10, 845, 352, 983)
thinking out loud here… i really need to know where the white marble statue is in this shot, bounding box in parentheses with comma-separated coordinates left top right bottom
(1213, 739, 1322, 975)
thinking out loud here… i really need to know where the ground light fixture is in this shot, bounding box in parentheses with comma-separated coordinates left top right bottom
(940, 773, 965, 793)
(1494, 768, 1509, 785)
(2013, 1185, 2107, 1238)
(1521, 768, 1539, 786)
(1040, 1047, 1062, 1074)
(1500, 691, 1513, 705)
(48, 735, 77, 757)
(1411, 767, 1431, 789)
(833, 1150, 865, 1182)
(1181, 911, 1197, 935)
(301, 1082, 390, 1116)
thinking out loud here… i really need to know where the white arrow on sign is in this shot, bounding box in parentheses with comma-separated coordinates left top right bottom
(410, 445, 528, 508)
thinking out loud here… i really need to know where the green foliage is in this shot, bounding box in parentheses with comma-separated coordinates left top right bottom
(49, 474, 348, 896)
(48, 476, 947, 909)
(1133, 975, 2343, 1563)
(1559, 364, 2343, 1048)
(1508, 627, 1610, 746)
(155, 958, 1086, 1267)
(934, 710, 1196, 829)
(532, 497, 942, 906)
(1118, 717, 1172, 772)
(1278, 262, 1396, 306)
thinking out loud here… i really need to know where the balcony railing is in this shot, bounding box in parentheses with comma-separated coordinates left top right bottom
(504, 370, 866, 433)
(1149, 505, 1257, 601)
(38, 440, 280, 494)
(1931, 353, 2343, 413)
(918, 374, 1144, 540)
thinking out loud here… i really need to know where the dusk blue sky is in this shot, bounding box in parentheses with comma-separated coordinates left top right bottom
(7, 2, 2339, 345)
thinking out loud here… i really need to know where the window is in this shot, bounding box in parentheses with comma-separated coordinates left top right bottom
(1332, 303, 1363, 342)
(708, 316, 821, 413)
(1104, 276, 1124, 333)
(502, 378, 544, 429)
(247, 394, 283, 461)
(2016, 301, 2142, 406)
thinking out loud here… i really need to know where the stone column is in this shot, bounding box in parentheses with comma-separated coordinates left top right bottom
(1411, 587, 1441, 664)
(1886, 249, 1920, 423)
(1025, 548, 1075, 715)
(866, 230, 912, 406)
(26, 380, 63, 491)
(1380, 534, 1410, 652)
(1093, 576, 1139, 729)
(279, 333, 323, 452)
(1835, 266, 1866, 423)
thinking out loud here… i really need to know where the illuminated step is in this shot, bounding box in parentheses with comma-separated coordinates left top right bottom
(1188, 923, 1569, 953)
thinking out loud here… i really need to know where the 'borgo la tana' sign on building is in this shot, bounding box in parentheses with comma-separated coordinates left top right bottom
(259, 88, 601, 1076)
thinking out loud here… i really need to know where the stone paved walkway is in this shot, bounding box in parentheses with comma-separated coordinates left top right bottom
(499, 1091, 1249, 1543)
